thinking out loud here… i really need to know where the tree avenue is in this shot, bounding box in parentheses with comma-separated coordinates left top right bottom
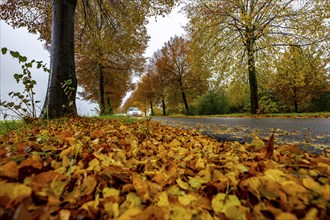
(74, 1, 148, 115)
(0, 0, 176, 118)
(184, 0, 330, 114)
(125, 36, 210, 115)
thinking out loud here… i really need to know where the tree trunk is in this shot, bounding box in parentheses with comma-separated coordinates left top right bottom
(162, 98, 166, 116)
(181, 89, 189, 115)
(293, 89, 299, 112)
(247, 40, 259, 114)
(106, 96, 113, 114)
(41, 0, 77, 118)
(150, 99, 154, 116)
(98, 63, 105, 115)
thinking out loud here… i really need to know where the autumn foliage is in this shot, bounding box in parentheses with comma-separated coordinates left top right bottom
(0, 118, 329, 219)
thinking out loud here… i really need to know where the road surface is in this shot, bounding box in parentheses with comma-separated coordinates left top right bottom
(152, 117, 330, 154)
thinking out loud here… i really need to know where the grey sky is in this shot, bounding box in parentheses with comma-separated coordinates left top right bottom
(0, 7, 187, 119)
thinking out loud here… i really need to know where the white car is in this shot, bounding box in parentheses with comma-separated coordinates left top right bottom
(127, 107, 143, 117)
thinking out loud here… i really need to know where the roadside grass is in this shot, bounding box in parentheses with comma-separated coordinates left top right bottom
(97, 114, 144, 123)
(0, 120, 24, 136)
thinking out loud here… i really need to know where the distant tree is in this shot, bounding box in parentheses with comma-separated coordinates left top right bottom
(76, 56, 133, 112)
(271, 46, 329, 112)
(160, 36, 209, 115)
(185, 0, 330, 114)
(152, 50, 171, 115)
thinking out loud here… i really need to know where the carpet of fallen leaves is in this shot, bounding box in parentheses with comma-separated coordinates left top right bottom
(0, 118, 329, 220)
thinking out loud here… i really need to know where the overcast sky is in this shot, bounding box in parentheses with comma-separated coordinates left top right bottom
(0, 6, 187, 119)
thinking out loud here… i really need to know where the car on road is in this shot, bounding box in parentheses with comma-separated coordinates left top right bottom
(127, 107, 143, 117)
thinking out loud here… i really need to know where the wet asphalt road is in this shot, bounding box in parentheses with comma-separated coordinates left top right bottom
(152, 117, 330, 154)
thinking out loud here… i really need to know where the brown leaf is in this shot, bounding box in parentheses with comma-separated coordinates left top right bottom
(0, 161, 18, 179)
(262, 133, 274, 159)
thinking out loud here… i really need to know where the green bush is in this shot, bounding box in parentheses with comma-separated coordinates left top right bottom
(196, 91, 229, 115)
(257, 93, 280, 114)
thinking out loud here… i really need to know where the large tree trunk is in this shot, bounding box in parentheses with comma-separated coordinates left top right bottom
(41, 0, 77, 118)
(247, 40, 259, 114)
(98, 63, 105, 115)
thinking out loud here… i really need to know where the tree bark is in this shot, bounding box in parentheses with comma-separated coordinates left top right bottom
(149, 99, 154, 116)
(247, 40, 259, 114)
(41, 0, 77, 118)
(98, 63, 105, 115)
(106, 96, 113, 115)
(179, 80, 189, 115)
(162, 98, 166, 116)
(293, 89, 299, 112)
(181, 89, 189, 115)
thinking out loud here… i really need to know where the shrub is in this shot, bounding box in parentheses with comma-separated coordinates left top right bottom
(0, 48, 49, 120)
(257, 93, 280, 114)
(196, 91, 229, 115)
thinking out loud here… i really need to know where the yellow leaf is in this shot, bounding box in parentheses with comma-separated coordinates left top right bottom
(156, 192, 170, 207)
(104, 202, 119, 218)
(246, 137, 264, 152)
(264, 169, 287, 183)
(60, 147, 72, 159)
(302, 208, 318, 220)
(80, 175, 97, 196)
(118, 207, 142, 220)
(178, 193, 196, 206)
(121, 192, 141, 209)
(94, 152, 113, 166)
(275, 212, 298, 220)
(211, 193, 246, 219)
(87, 158, 100, 172)
(316, 162, 330, 176)
(198, 169, 212, 182)
(59, 209, 71, 220)
(50, 179, 67, 196)
(169, 139, 181, 148)
(245, 177, 261, 199)
(195, 158, 205, 170)
(166, 206, 191, 220)
(302, 177, 321, 193)
(103, 187, 120, 198)
(176, 177, 190, 190)
(188, 176, 204, 189)
(0, 181, 31, 205)
(167, 185, 185, 196)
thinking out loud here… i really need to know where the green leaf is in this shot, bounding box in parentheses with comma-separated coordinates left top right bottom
(1, 47, 7, 55)
(7, 102, 15, 107)
(25, 63, 33, 68)
(14, 74, 21, 82)
(19, 56, 27, 63)
(10, 51, 20, 58)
